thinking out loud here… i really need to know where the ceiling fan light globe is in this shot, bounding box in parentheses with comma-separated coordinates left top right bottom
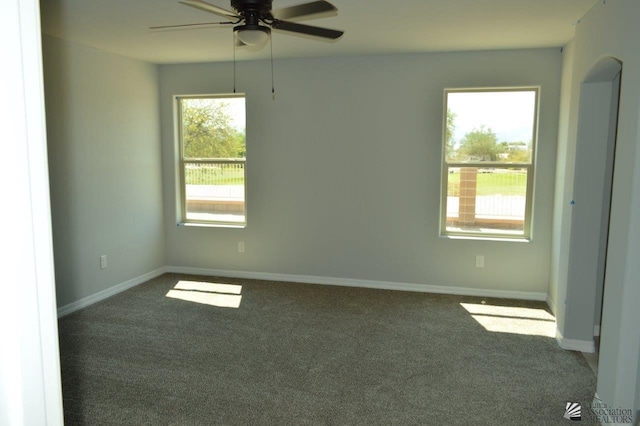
(237, 27, 270, 46)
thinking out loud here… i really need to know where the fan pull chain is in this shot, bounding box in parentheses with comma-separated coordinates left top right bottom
(232, 33, 237, 93)
(270, 31, 275, 100)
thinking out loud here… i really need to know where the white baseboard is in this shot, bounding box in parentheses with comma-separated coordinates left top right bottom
(57, 266, 549, 318)
(165, 266, 548, 301)
(593, 393, 604, 408)
(57, 267, 167, 318)
(546, 295, 557, 316)
(556, 328, 596, 353)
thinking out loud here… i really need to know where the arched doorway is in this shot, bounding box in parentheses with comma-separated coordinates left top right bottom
(565, 56, 622, 369)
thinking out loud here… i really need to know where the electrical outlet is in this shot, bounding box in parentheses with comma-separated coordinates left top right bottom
(475, 255, 485, 268)
(238, 242, 245, 253)
(100, 255, 108, 269)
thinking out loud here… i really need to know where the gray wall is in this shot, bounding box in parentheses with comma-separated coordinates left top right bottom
(160, 48, 561, 295)
(43, 36, 165, 307)
(550, 0, 640, 413)
(548, 40, 575, 322)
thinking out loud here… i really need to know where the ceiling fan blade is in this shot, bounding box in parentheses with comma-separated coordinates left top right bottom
(149, 21, 234, 31)
(271, 0, 337, 21)
(271, 20, 343, 40)
(179, 0, 240, 20)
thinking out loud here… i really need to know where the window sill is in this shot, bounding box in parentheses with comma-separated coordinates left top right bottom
(178, 222, 246, 229)
(441, 234, 530, 243)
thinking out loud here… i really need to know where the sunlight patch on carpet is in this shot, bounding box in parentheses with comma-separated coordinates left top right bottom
(460, 302, 555, 337)
(166, 281, 242, 308)
(174, 281, 242, 294)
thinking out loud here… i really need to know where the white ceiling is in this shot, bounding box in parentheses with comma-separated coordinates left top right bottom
(40, 0, 598, 64)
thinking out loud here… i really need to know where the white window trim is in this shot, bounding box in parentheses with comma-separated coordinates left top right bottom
(440, 87, 540, 240)
(176, 94, 247, 227)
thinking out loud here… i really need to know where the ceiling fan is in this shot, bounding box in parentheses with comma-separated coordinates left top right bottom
(151, 0, 344, 48)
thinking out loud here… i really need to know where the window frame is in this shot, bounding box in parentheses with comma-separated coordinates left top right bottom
(176, 94, 247, 227)
(440, 87, 539, 240)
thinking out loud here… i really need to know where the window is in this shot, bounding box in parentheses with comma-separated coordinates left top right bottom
(177, 95, 246, 226)
(442, 88, 538, 239)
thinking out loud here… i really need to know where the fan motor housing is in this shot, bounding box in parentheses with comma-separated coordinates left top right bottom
(231, 0, 273, 14)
